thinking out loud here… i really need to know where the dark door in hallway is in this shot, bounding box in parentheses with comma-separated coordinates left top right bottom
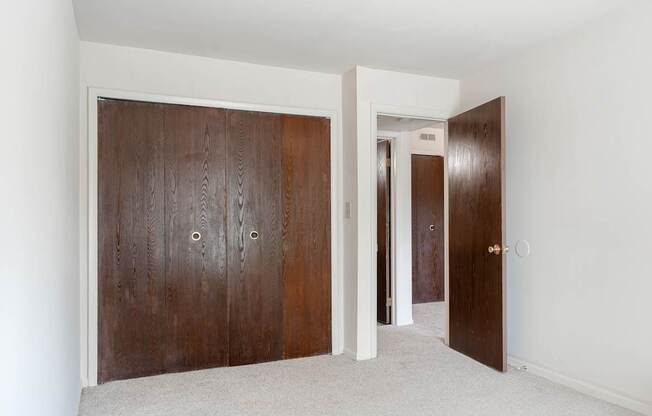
(448, 97, 506, 372)
(376, 140, 391, 324)
(98, 99, 331, 383)
(411, 154, 444, 304)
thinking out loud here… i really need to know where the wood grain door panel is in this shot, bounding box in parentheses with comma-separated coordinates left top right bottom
(98, 100, 167, 383)
(411, 155, 445, 304)
(98, 100, 332, 381)
(226, 110, 283, 366)
(281, 114, 331, 358)
(164, 105, 228, 372)
(448, 97, 506, 372)
(377, 140, 391, 323)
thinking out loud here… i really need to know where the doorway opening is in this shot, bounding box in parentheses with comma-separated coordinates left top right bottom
(372, 98, 506, 372)
(376, 115, 446, 339)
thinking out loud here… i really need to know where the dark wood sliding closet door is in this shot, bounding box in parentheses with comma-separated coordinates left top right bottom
(98, 100, 331, 383)
(99, 100, 228, 383)
(226, 110, 283, 365)
(98, 100, 167, 383)
(281, 115, 331, 358)
(164, 105, 228, 372)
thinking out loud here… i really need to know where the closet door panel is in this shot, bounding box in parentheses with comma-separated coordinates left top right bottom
(98, 100, 167, 383)
(164, 105, 228, 371)
(226, 110, 283, 365)
(281, 115, 331, 358)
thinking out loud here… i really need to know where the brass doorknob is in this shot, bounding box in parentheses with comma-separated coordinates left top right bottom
(488, 244, 510, 255)
(488, 244, 501, 255)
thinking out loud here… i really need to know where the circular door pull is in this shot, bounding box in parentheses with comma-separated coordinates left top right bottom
(429, 224, 436, 231)
(249, 230, 259, 240)
(191, 231, 201, 241)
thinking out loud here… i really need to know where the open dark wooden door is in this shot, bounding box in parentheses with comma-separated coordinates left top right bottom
(411, 155, 444, 304)
(448, 97, 506, 372)
(376, 140, 391, 324)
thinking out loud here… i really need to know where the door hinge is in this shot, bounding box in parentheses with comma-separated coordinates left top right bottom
(386, 297, 392, 307)
(386, 158, 391, 167)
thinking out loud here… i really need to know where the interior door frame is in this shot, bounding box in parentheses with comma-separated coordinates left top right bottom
(370, 104, 452, 357)
(82, 87, 344, 387)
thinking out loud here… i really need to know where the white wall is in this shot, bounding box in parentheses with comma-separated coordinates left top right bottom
(408, 127, 445, 156)
(461, 2, 652, 413)
(354, 67, 459, 359)
(80, 42, 342, 111)
(79, 41, 345, 384)
(341, 69, 359, 356)
(0, 1, 80, 415)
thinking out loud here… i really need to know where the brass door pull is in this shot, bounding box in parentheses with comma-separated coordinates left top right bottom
(488, 244, 509, 255)
(488, 244, 501, 255)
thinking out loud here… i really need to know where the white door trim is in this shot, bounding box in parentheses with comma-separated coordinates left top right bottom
(370, 103, 454, 356)
(82, 87, 344, 386)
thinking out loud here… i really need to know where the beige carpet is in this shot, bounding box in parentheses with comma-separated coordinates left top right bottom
(79, 303, 638, 415)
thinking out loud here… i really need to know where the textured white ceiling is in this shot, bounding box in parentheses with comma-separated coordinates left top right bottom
(73, 0, 628, 78)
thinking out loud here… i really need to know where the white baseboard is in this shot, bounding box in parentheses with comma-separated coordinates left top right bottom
(343, 347, 357, 360)
(394, 319, 414, 326)
(342, 347, 377, 361)
(508, 356, 652, 416)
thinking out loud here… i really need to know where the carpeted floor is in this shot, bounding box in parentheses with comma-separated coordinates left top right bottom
(79, 303, 638, 415)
